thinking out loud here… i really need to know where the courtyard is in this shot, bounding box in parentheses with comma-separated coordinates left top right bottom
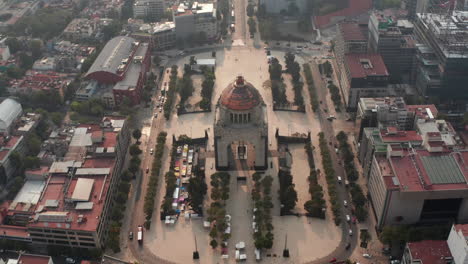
(136, 41, 342, 263)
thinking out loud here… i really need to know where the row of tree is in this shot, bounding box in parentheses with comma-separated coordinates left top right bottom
(268, 58, 288, 106)
(303, 142, 326, 218)
(252, 173, 274, 249)
(278, 169, 298, 215)
(318, 132, 341, 225)
(160, 171, 177, 216)
(10, 8, 73, 40)
(303, 64, 319, 112)
(163, 66, 178, 119)
(143, 132, 167, 228)
(178, 69, 194, 107)
(199, 67, 215, 110)
(336, 131, 368, 221)
(248, 17, 257, 36)
(207, 172, 231, 249)
(106, 169, 134, 252)
(284, 52, 304, 108)
(327, 83, 342, 111)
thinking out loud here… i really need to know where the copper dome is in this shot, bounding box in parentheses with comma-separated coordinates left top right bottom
(220, 76, 261, 111)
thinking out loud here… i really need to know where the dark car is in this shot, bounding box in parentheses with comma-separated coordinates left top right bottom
(345, 243, 351, 250)
(129, 232, 133, 240)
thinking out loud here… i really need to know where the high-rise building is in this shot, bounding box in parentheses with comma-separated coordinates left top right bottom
(133, 0, 165, 21)
(368, 10, 416, 83)
(413, 11, 468, 105)
(173, 3, 217, 41)
(334, 22, 368, 65)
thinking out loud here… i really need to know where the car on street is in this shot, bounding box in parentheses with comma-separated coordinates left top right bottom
(363, 254, 372, 259)
(349, 229, 353, 236)
(345, 243, 351, 250)
(337, 176, 342, 183)
(346, 215, 351, 222)
(65, 258, 76, 264)
(329, 258, 337, 263)
(146, 167, 149, 173)
(150, 148, 154, 155)
(154, 113, 158, 118)
(129, 231, 133, 240)
(344, 200, 348, 207)
(159, 107, 162, 112)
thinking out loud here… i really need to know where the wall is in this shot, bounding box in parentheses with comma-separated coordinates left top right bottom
(447, 225, 468, 264)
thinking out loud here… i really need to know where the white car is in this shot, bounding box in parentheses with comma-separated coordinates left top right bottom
(349, 229, 353, 236)
(362, 253, 372, 258)
(343, 200, 348, 207)
(346, 215, 351, 222)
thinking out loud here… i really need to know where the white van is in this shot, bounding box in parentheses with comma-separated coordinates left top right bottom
(346, 215, 351, 222)
(337, 176, 342, 183)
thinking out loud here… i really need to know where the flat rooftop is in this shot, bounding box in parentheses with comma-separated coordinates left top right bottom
(339, 22, 366, 41)
(345, 53, 389, 79)
(407, 240, 452, 264)
(113, 42, 149, 91)
(389, 150, 468, 192)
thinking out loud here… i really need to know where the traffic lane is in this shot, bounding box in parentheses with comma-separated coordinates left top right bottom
(310, 60, 359, 260)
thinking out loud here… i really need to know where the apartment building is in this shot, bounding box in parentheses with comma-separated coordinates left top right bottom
(335, 22, 368, 65)
(413, 11, 468, 104)
(173, 2, 217, 40)
(367, 135, 468, 229)
(133, 0, 165, 21)
(0, 116, 130, 249)
(368, 10, 416, 83)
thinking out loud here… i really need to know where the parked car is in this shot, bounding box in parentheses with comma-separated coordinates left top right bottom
(363, 254, 372, 259)
(337, 176, 342, 183)
(345, 243, 351, 250)
(346, 215, 351, 222)
(129, 231, 133, 240)
(150, 149, 154, 155)
(349, 229, 353, 236)
(146, 167, 149, 173)
(65, 258, 76, 264)
(344, 200, 348, 207)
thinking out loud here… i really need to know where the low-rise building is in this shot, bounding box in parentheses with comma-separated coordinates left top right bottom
(356, 97, 437, 140)
(84, 36, 150, 107)
(341, 53, 388, 110)
(8, 71, 72, 96)
(150, 22, 175, 50)
(402, 240, 452, 264)
(448, 224, 468, 264)
(32, 57, 56, 71)
(0, 116, 130, 249)
(368, 138, 468, 229)
(0, 98, 22, 135)
(63, 18, 97, 42)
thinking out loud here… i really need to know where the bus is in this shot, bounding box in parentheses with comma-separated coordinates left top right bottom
(137, 225, 143, 245)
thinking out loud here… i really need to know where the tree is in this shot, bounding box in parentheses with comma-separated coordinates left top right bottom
(129, 144, 142, 156)
(269, 59, 282, 81)
(6, 66, 24, 79)
(132, 129, 142, 142)
(26, 133, 42, 155)
(210, 239, 218, 249)
(29, 40, 43, 60)
(5, 38, 22, 54)
(188, 177, 208, 214)
(102, 21, 122, 41)
(282, 185, 298, 213)
(248, 17, 257, 35)
(23, 156, 40, 169)
(322, 61, 333, 76)
(9, 151, 22, 170)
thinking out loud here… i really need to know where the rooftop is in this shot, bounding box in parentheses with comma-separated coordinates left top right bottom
(17, 253, 52, 264)
(407, 240, 452, 264)
(113, 42, 149, 91)
(85, 36, 136, 78)
(455, 224, 468, 237)
(380, 129, 422, 143)
(345, 53, 389, 79)
(339, 22, 366, 41)
(220, 76, 262, 111)
(406, 104, 438, 120)
(388, 149, 468, 192)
